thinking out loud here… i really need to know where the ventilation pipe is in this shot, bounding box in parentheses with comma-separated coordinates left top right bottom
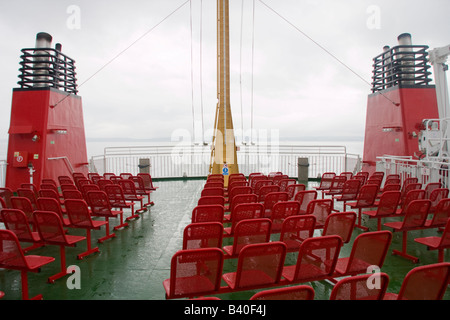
(33, 32, 53, 87)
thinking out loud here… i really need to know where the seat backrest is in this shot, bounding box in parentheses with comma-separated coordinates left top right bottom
(119, 173, 133, 180)
(305, 199, 333, 227)
(0, 187, 14, 208)
(330, 273, 390, 300)
(182, 222, 224, 250)
(10, 196, 34, 221)
(250, 285, 315, 300)
(291, 235, 342, 282)
(37, 197, 65, 219)
(0, 229, 30, 269)
(86, 190, 113, 215)
(60, 184, 77, 192)
(342, 231, 392, 274)
(258, 185, 281, 201)
(201, 187, 224, 197)
(137, 173, 156, 190)
(317, 172, 336, 189)
(322, 212, 356, 243)
(328, 176, 347, 192)
(38, 188, 60, 201)
(97, 179, 114, 191)
(230, 203, 265, 233)
(17, 188, 38, 209)
(285, 184, 306, 199)
(230, 194, 258, 213)
(401, 199, 432, 229)
(62, 189, 83, 200)
(427, 198, 450, 228)
(396, 262, 450, 300)
(338, 179, 361, 200)
(228, 218, 272, 255)
(58, 175, 74, 185)
(191, 205, 224, 223)
(279, 215, 316, 251)
(104, 184, 127, 205)
(263, 192, 289, 212)
(204, 182, 224, 189)
(401, 182, 422, 200)
(118, 179, 138, 195)
(424, 182, 442, 198)
(271, 201, 301, 226)
(80, 184, 100, 199)
(64, 199, 94, 227)
(294, 190, 318, 212)
(167, 248, 224, 298)
(33, 210, 69, 244)
(355, 184, 379, 207)
(399, 189, 425, 212)
(197, 196, 226, 206)
(429, 188, 450, 211)
(437, 219, 450, 248)
(1, 209, 35, 242)
(376, 191, 401, 216)
(233, 242, 287, 289)
(278, 179, 296, 192)
(253, 180, 274, 194)
(228, 186, 253, 204)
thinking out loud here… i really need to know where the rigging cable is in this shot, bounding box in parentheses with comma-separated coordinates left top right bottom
(190, 0, 196, 142)
(239, 0, 245, 144)
(200, 0, 205, 144)
(251, 0, 256, 144)
(257, 0, 400, 106)
(52, 0, 190, 108)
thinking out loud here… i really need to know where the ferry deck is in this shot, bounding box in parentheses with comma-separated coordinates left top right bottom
(1, 177, 449, 301)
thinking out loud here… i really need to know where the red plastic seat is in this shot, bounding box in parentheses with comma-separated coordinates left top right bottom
(39, 186, 64, 205)
(285, 183, 306, 200)
(223, 218, 272, 258)
(130, 176, 153, 206)
(182, 222, 224, 250)
(384, 199, 432, 262)
(204, 182, 224, 189)
(58, 175, 74, 185)
(330, 272, 390, 300)
(104, 184, 139, 221)
(428, 188, 449, 213)
(163, 248, 224, 299)
(322, 212, 356, 243)
(224, 193, 258, 221)
(424, 182, 441, 198)
(201, 187, 224, 197)
(383, 262, 450, 300)
(0, 229, 55, 300)
(323, 176, 347, 198)
(270, 201, 300, 233)
(400, 182, 422, 204)
(137, 173, 158, 192)
(348, 184, 379, 231)
(86, 190, 128, 235)
(282, 235, 342, 283)
(191, 204, 225, 223)
(250, 285, 315, 300)
(17, 188, 38, 210)
(332, 231, 392, 280)
(118, 179, 147, 214)
(225, 186, 253, 210)
(279, 215, 316, 252)
(415, 219, 450, 262)
(258, 185, 280, 202)
(0, 187, 14, 208)
(33, 210, 86, 283)
(119, 173, 133, 180)
(294, 190, 317, 214)
(314, 172, 336, 196)
(222, 242, 287, 291)
(305, 199, 333, 229)
(10, 196, 34, 224)
(279, 179, 297, 192)
(424, 198, 450, 229)
(198, 195, 226, 207)
(395, 189, 426, 215)
(64, 199, 108, 259)
(79, 184, 100, 200)
(224, 202, 264, 235)
(362, 191, 401, 230)
(1, 209, 43, 252)
(62, 189, 83, 200)
(263, 192, 289, 217)
(36, 197, 70, 227)
(97, 179, 113, 191)
(333, 179, 361, 211)
(20, 183, 39, 198)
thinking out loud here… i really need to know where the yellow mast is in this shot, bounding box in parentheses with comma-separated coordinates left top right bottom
(210, 0, 239, 187)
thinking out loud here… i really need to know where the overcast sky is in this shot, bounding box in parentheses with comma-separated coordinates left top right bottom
(0, 0, 449, 157)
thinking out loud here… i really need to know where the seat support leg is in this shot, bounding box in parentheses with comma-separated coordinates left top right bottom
(392, 231, 419, 263)
(48, 246, 69, 283)
(77, 229, 100, 260)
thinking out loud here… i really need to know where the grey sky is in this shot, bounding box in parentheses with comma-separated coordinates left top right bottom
(0, 0, 449, 157)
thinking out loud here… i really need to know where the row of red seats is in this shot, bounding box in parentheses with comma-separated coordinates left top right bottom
(163, 171, 450, 300)
(0, 172, 157, 300)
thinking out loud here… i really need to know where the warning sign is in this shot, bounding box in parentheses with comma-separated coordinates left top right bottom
(222, 163, 229, 176)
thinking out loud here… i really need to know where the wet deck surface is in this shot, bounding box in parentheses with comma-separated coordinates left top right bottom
(0, 179, 449, 301)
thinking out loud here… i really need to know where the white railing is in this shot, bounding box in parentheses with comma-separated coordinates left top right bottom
(89, 144, 361, 179)
(377, 155, 450, 187)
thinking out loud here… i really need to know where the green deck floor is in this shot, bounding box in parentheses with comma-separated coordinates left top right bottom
(0, 179, 449, 301)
